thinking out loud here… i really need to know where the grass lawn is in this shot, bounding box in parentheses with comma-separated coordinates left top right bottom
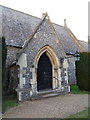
(70, 85, 89, 94)
(2, 90, 18, 113)
(2, 94, 18, 113)
(68, 108, 90, 118)
(2, 98, 18, 113)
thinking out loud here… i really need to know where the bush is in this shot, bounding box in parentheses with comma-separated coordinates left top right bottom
(70, 85, 89, 94)
(76, 52, 90, 91)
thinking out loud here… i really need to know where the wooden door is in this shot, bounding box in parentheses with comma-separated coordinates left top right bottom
(37, 52, 52, 91)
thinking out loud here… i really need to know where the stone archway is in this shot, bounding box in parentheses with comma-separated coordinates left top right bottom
(30, 45, 61, 96)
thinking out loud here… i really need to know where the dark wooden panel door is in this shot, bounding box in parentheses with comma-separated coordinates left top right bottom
(37, 52, 52, 91)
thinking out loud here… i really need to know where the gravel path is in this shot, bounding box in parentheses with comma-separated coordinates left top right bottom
(3, 94, 88, 118)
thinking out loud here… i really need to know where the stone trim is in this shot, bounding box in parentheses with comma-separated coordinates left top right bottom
(17, 53, 27, 89)
(18, 92, 21, 101)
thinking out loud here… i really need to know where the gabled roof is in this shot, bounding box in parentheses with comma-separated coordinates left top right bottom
(53, 23, 86, 53)
(64, 25, 86, 52)
(1, 5, 87, 56)
(18, 13, 66, 59)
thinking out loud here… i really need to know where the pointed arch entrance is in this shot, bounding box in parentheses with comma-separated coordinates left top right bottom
(37, 52, 52, 91)
(31, 46, 61, 95)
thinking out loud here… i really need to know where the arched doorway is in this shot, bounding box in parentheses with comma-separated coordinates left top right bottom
(37, 52, 52, 91)
(32, 45, 61, 95)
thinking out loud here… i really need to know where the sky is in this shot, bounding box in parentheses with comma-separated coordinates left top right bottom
(1, 0, 89, 42)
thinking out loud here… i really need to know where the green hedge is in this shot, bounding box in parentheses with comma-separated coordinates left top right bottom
(76, 52, 90, 91)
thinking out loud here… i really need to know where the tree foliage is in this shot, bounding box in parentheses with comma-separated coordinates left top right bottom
(76, 52, 90, 91)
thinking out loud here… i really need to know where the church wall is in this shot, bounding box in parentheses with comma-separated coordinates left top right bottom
(24, 20, 64, 90)
(4, 47, 21, 88)
(17, 53, 31, 101)
(16, 19, 70, 101)
(6, 47, 21, 66)
(25, 19, 65, 66)
(1, 5, 87, 101)
(68, 57, 76, 85)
